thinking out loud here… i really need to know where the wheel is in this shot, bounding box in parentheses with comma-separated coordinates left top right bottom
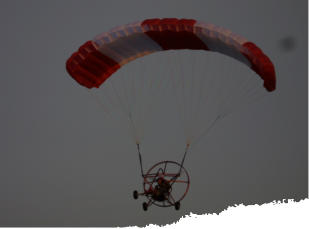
(175, 201, 180, 210)
(142, 202, 148, 211)
(133, 190, 138, 199)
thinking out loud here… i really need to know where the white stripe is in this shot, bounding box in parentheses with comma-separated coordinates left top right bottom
(195, 21, 251, 66)
(93, 22, 162, 65)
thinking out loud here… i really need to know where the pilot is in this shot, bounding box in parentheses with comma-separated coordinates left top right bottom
(151, 178, 171, 201)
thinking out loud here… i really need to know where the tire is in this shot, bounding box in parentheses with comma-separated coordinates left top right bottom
(175, 201, 180, 210)
(133, 190, 138, 199)
(142, 202, 148, 211)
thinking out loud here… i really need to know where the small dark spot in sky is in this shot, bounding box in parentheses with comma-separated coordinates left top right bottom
(278, 36, 297, 52)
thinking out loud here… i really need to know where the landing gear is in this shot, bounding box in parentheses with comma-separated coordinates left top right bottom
(142, 202, 148, 211)
(133, 161, 190, 210)
(133, 190, 138, 199)
(175, 201, 180, 210)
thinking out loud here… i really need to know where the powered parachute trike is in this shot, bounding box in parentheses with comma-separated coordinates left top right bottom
(66, 18, 276, 211)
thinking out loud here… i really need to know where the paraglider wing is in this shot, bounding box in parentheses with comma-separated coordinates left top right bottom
(66, 18, 276, 91)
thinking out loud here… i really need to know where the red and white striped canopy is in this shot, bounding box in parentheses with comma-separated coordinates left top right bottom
(66, 18, 276, 91)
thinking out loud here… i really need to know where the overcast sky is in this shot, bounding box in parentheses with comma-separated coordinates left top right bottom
(0, 0, 307, 227)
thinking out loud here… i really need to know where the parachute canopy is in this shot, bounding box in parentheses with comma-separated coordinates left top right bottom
(66, 18, 276, 92)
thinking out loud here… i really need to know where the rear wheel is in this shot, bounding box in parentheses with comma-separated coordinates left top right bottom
(142, 202, 148, 211)
(133, 190, 138, 199)
(175, 201, 180, 210)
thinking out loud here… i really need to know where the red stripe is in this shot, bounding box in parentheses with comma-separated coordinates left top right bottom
(66, 41, 120, 88)
(141, 18, 208, 51)
(242, 42, 276, 91)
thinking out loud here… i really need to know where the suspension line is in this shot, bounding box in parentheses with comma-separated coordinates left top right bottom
(179, 143, 190, 175)
(136, 143, 144, 177)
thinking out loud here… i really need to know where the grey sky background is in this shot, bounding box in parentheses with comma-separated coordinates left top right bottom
(0, 0, 307, 227)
